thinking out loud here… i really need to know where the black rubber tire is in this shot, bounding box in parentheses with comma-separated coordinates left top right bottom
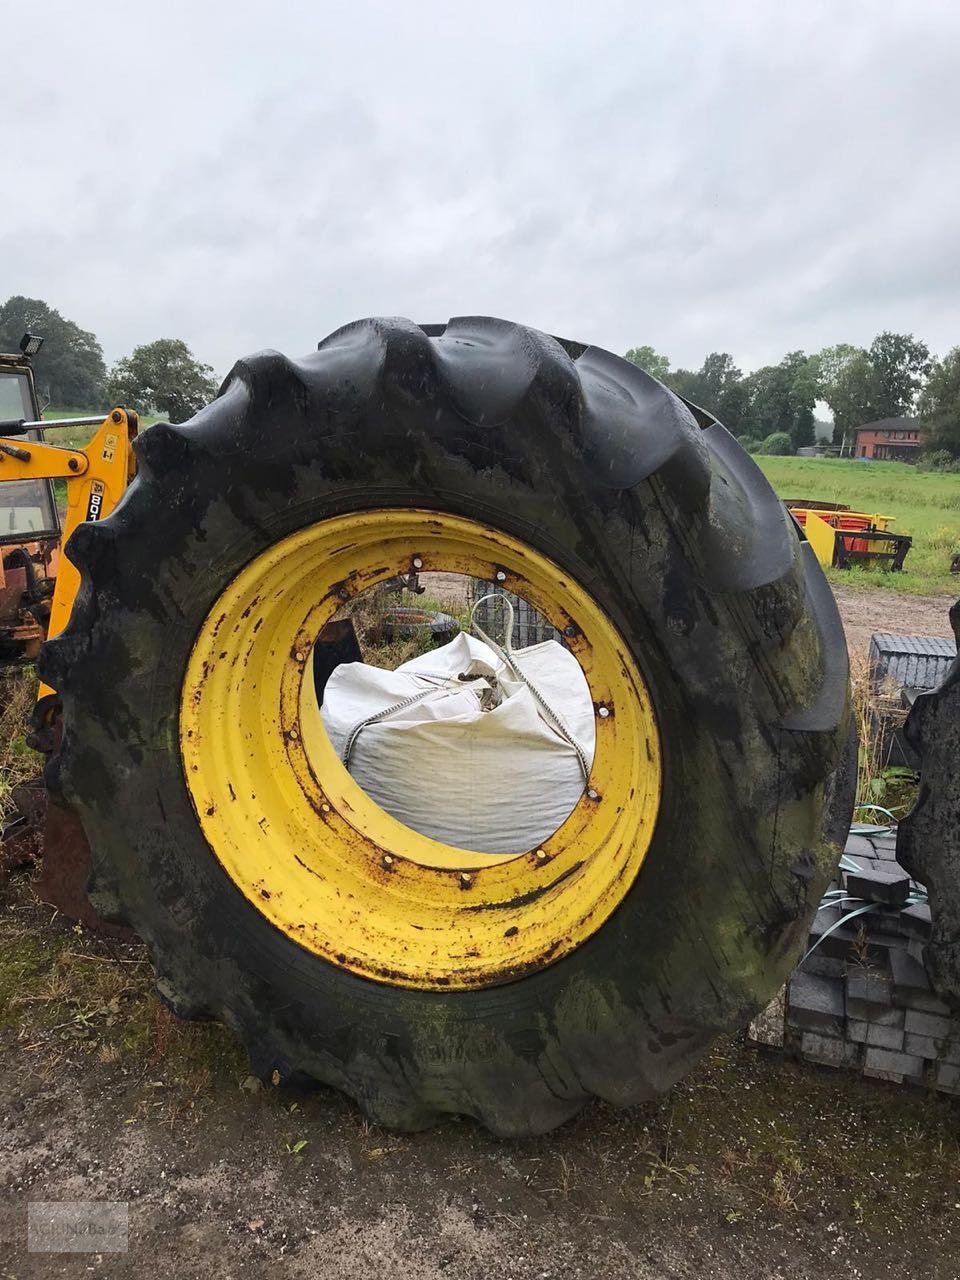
(42, 317, 856, 1136)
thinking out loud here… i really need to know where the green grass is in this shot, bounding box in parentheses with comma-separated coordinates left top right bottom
(756, 456, 960, 595)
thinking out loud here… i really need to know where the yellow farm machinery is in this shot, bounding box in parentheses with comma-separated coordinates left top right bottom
(785, 500, 913, 572)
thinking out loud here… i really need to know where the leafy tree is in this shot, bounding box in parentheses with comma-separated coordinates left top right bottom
(918, 347, 960, 457)
(107, 339, 217, 423)
(825, 350, 875, 446)
(663, 365, 702, 403)
(867, 331, 930, 419)
(698, 352, 739, 401)
(666, 352, 755, 435)
(747, 351, 816, 450)
(716, 378, 756, 434)
(0, 295, 105, 406)
(815, 343, 865, 443)
(815, 342, 862, 393)
(624, 345, 671, 382)
(758, 431, 793, 455)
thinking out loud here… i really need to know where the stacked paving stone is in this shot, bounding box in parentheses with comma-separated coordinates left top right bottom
(753, 829, 960, 1093)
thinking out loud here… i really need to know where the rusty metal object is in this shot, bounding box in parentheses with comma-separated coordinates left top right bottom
(897, 599, 960, 1004)
(1, 695, 136, 937)
(1, 780, 45, 872)
(0, 541, 58, 664)
(34, 800, 135, 939)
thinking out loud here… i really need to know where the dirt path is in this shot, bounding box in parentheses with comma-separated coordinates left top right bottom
(832, 586, 956, 665)
(3, 1041, 958, 1280)
(3, 884, 960, 1280)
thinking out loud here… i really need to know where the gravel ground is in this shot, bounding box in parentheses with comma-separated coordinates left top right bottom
(3, 873, 960, 1280)
(831, 585, 955, 665)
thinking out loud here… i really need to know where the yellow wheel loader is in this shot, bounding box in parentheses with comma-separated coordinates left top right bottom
(1, 317, 860, 1135)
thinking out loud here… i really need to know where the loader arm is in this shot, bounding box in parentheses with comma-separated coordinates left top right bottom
(0, 409, 137, 697)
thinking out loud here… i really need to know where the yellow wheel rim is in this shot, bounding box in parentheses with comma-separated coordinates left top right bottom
(180, 510, 662, 990)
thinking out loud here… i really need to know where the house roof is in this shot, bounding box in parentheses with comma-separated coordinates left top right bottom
(853, 417, 919, 436)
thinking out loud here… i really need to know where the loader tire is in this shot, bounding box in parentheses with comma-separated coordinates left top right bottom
(42, 317, 856, 1136)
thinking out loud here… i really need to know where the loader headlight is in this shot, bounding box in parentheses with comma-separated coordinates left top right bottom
(19, 333, 44, 357)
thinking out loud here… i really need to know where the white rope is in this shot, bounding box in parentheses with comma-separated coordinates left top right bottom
(340, 596, 593, 784)
(469, 593, 591, 783)
(340, 676, 451, 766)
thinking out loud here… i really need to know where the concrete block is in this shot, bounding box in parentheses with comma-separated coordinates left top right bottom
(848, 1012, 904, 1049)
(871, 907, 911, 932)
(844, 834, 875, 861)
(846, 869, 911, 907)
(899, 903, 933, 941)
(864, 1019, 906, 1051)
(868, 834, 899, 862)
(889, 946, 932, 1000)
(801, 953, 846, 980)
(787, 971, 844, 1032)
(907, 992, 955, 1016)
(800, 1032, 861, 1069)
(898, 944, 952, 1013)
(846, 967, 896, 1021)
(905, 1008, 953, 1039)
(864, 1067, 904, 1083)
(860, 934, 909, 967)
(904, 1032, 942, 1060)
(864, 1046, 926, 1079)
(936, 1062, 960, 1093)
(806, 908, 857, 961)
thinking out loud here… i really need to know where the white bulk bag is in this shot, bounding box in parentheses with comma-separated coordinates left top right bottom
(320, 631, 595, 854)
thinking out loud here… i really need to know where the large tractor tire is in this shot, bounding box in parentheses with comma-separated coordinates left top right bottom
(42, 317, 856, 1136)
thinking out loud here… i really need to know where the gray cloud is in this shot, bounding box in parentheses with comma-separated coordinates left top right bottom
(5, 0, 959, 377)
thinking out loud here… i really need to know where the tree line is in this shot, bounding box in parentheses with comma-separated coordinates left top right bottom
(625, 333, 960, 458)
(0, 296, 217, 424)
(2, 294, 958, 455)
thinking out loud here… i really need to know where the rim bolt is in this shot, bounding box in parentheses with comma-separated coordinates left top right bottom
(459, 872, 473, 887)
(288, 727, 299, 740)
(495, 569, 507, 582)
(597, 705, 610, 719)
(587, 788, 600, 801)
(382, 854, 394, 868)
(294, 650, 306, 663)
(320, 802, 330, 813)
(535, 849, 549, 863)
(412, 556, 423, 570)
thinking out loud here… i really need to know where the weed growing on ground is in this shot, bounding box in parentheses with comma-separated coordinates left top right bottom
(0, 668, 39, 822)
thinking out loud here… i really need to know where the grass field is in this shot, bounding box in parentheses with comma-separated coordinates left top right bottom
(755, 456, 960, 596)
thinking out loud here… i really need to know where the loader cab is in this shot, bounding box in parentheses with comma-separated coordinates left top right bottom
(0, 349, 60, 545)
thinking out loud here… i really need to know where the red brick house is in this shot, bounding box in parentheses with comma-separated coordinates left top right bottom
(852, 417, 923, 462)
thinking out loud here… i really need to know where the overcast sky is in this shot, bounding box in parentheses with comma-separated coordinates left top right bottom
(6, 0, 960, 380)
